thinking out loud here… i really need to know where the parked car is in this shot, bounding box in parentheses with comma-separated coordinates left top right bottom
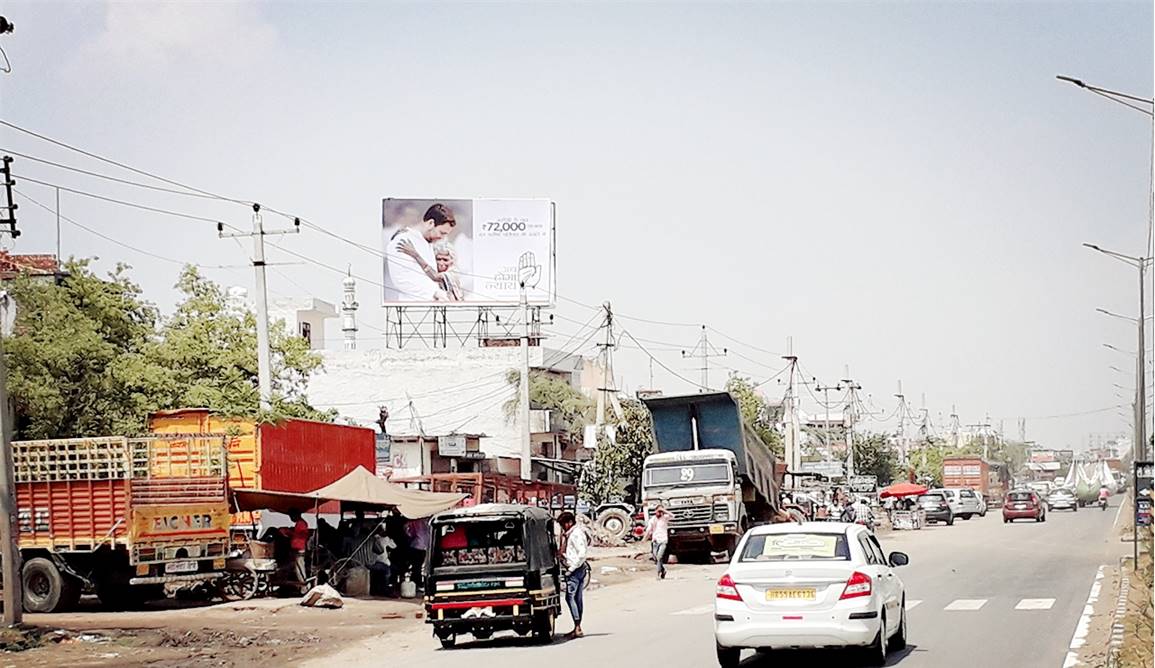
(916, 492, 954, 525)
(931, 487, 985, 520)
(1046, 488, 1078, 512)
(714, 522, 909, 667)
(1003, 489, 1047, 523)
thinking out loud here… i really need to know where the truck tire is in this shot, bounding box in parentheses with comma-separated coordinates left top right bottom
(22, 557, 80, 613)
(595, 508, 632, 541)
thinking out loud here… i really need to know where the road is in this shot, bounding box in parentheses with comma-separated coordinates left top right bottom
(305, 501, 1125, 668)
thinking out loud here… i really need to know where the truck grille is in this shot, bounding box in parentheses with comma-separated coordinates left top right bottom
(670, 503, 729, 525)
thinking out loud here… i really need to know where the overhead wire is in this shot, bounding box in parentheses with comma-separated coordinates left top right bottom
(17, 175, 229, 227)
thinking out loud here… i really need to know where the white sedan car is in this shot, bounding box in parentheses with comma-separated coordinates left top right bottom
(714, 522, 910, 667)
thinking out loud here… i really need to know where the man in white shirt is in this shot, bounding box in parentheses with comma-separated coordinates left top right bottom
(558, 511, 590, 639)
(384, 203, 458, 302)
(642, 505, 671, 580)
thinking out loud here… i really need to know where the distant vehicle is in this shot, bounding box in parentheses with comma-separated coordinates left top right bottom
(642, 393, 781, 560)
(714, 522, 909, 667)
(916, 492, 954, 525)
(942, 456, 1010, 509)
(931, 488, 985, 520)
(1003, 490, 1047, 523)
(1046, 488, 1078, 512)
(1028, 481, 1052, 498)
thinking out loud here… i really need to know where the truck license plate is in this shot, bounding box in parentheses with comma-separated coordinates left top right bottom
(709, 524, 725, 534)
(164, 560, 198, 574)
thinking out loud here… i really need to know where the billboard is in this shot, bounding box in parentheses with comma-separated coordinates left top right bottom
(382, 198, 555, 305)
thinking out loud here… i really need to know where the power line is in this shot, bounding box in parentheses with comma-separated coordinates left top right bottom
(620, 328, 702, 389)
(17, 175, 228, 227)
(1, 148, 226, 201)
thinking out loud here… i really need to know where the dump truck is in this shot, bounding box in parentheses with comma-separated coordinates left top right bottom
(11, 434, 230, 612)
(149, 409, 376, 526)
(640, 392, 780, 559)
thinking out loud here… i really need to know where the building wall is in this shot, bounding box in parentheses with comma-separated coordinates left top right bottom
(307, 346, 546, 460)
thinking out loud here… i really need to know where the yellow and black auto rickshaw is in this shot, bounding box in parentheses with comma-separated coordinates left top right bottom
(424, 504, 561, 648)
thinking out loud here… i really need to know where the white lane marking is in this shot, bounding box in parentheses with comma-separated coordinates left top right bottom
(1063, 564, 1105, 668)
(1113, 499, 1125, 528)
(944, 598, 987, 611)
(672, 604, 715, 616)
(905, 599, 923, 610)
(1016, 598, 1056, 610)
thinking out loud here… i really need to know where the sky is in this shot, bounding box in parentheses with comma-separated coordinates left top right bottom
(0, 1, 1151, 451)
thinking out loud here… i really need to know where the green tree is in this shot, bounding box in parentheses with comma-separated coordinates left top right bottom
(908, 445, 947, 486)
(579, 398, 655, 504)
(852, 431, 899, 486)
(6, 262, 331, 440)
(6, 260, 168, 439)
(726, 374, 784, 456)
(503, 369, 595, 433)
(151, 267, 331, 422)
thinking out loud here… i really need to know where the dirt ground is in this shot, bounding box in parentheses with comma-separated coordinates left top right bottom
(1119, 542, 1153, 668)
(0, 546, 653, 667)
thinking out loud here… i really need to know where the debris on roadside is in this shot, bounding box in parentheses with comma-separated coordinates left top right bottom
(300, 584, 344, 609)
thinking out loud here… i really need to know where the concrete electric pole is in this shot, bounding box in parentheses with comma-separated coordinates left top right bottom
(682, 325, 726, 392)
(0, 153, 20, 625)
(219, 204, 299, 410)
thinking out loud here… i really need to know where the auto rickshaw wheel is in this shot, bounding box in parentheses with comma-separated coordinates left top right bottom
(533, 610, 555, 643)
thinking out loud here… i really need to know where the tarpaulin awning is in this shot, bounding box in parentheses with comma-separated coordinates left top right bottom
(879, 482, 929, 499)
(309, 466, 466, 518)
(231, 466, 467, 518)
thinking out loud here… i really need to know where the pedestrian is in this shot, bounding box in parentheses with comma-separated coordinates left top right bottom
(287, 509, 310, 585)
(839, 498, 857, 523)
(404, 516, 431, 591)
(557, 511, 590, 638)
(643, 506, 671, 580)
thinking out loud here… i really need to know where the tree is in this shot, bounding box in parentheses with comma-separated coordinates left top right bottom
(852, 431, 899, 486)
(6, 262, 332, 441)
(6, 260, 168, 439)
(503, 369, 595, 434)
(579, 398, 655, 504)
(151, 267, 331, 422)
(908, 445, 947, 487)
(726, 374, 784, 456)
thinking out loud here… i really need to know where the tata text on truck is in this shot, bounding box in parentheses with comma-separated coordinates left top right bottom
(641, 392, 780, 559)
(12, 435, 230, 612)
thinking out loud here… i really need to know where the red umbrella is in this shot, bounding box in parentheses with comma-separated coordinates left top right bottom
(879, 482, 929, 499)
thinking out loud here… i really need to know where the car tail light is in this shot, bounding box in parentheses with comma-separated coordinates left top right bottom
(716, 573, 743, 602)
(839, 571, 873, 600)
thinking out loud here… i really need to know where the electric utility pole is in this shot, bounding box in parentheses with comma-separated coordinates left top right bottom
(0, 153, 20, 625)
(682, 325, 726, 392)
(895, 381, 908, 466)
(219, 204, 299, 410)
(816, 381, 841, 462)
(950, 405, 960, 449)
(596, 302, 619, 428)
(841, 375, 862, 477)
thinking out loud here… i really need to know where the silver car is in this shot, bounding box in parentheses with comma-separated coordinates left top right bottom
(1046, 488, 1078, 512)
(931, 487, 985, 520)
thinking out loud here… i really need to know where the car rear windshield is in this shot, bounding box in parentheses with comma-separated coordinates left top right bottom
(432, 519, 526, 567)
(740, 532, 850, 562)
(918, 494, 945, 503)
(1007, 492, 1033, 502)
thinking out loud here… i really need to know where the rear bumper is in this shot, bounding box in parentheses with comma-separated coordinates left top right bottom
(715, 613, 878, 649)
(922, 509, 951, 521)
(1048, 501, 1076, 509)
(1002, 509, 1040, 519)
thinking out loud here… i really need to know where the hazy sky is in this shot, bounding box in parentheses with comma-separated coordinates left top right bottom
(1, 1, 1151, 450)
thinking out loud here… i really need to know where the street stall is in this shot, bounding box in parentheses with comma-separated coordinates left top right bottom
(879, 482, 929, 530)
(226, 466, 465, 599)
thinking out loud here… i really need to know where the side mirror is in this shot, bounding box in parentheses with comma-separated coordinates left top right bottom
(888, 551, 909, 567)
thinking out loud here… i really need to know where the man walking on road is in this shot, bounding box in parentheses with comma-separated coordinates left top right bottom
(558, 511, 590, 639)
(643, 506, 671, 579)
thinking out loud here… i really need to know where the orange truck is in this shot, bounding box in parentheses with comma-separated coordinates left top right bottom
(11, 434, 230, 612)
(942, 456, 1010, 508)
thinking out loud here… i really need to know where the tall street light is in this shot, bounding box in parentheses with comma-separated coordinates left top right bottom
(1087, 244, 1152, 461)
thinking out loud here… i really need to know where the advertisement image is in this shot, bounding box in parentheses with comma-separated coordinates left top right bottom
(381, 198, 555, 305)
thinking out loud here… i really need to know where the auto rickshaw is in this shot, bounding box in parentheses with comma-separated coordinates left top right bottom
(424, 504, 561, 648)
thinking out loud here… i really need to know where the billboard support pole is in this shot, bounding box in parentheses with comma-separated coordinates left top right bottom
(519, 284, 532, 482)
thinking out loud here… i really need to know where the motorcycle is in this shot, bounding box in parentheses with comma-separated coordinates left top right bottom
(1099, 497, 1109, 511)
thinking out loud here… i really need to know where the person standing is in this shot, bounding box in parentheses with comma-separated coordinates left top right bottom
(405, 516, 431, 591)
(557, 511, 590, 638)
(287, 509, 310, 586)
(643, 506, 671, 580)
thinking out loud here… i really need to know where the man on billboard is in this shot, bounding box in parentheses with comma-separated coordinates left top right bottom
(384, 203, 459, 302)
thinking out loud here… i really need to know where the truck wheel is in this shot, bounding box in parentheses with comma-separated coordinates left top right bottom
(22, 557, 79, 613)
(595, 508, 632, 541)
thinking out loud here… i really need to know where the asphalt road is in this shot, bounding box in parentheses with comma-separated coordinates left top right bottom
(307, 501, 1125, 668)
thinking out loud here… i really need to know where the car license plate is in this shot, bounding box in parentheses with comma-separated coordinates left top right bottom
(164, 560, 198, 574)
(766, 588, 815, 601)
(1015, 504, 1026, 509)
(709, 523, 725, 535)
